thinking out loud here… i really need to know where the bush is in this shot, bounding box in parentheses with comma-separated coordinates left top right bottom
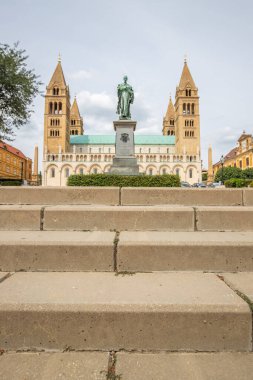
(215, 167, 242, 182)
(249, 181, 253, 188)
(67, 174, 181, 187)
(242, 168, 253, 179)
(224, 178, 248, 188)
(202, 173, 207, 181)
(0, 180, 22, 186)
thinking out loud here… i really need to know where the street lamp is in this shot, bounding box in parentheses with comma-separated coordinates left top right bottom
(220, 155, 225, 185)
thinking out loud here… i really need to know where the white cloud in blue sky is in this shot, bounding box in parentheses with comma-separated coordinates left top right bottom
(1, 0, 253, 169)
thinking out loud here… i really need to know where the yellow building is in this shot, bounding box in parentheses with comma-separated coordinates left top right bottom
(213, 132, 253, 175)
(0, 140, 32, 182)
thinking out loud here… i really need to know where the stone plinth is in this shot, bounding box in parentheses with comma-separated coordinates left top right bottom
(109, 120, 139, 175)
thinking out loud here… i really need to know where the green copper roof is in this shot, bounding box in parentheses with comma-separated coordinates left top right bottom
(70, 135, 175, 145)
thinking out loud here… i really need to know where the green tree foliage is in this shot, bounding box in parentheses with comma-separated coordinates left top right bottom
(202, 172, 207, 181)
(214, 166, 242, 182)
(0, 42, 41, 140)
(67, 174, 181, 187)
(242, 168, 253, 179)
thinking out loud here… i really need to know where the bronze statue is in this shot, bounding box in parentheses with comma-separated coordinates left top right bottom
(117, 76, 134, 120)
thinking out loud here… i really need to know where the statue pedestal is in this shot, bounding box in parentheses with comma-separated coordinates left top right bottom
(109, 120, 139, 176)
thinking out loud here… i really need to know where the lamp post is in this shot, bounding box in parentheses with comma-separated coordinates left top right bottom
(220, 155, 224, 185)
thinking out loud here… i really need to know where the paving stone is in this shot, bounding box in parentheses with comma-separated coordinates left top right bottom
(0, 272, 250, 351)
(0, 187, 120, 205)
(222, 272, 253, 303)
(0, 205, 42, 230)
(118, 231, 253, 272)
(116, 352, 253, 380)
(0, 231, 115, 271)
(121, 188, 243, 206)
(196, 206, 253, 231)
(43, 205, 194, 231)
(0, 352, 108, 380)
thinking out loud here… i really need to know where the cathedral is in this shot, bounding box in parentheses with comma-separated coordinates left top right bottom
(43, 58, 201, 186)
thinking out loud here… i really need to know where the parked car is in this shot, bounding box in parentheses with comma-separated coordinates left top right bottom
(180, 181, 191, 187)
(208, 182, 222, 188)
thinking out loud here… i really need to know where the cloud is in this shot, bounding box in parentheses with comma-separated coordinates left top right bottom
(77, 90, 115, 111)
(69, 70, 92, 80)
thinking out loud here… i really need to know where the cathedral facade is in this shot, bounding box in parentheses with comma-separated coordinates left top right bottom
(43, 58, 201, 186)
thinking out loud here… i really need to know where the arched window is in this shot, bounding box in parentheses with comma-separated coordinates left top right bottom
(49, 102, 53, 114)
(183, 103, 186, 114)
(189, 168, 193, 179)
(93, 168, 98, 174)
(176, 168, 180, 176)
(79, 168, 84, 175)
(187, 103, 190, 114)
(192, 103, 195, 114)
(162, 168, 166, 175)
(59, 102, 62, 114)
(51, 168, 55, 178)
(65, 168, 70, 178)
(54, 102, 58, 114)
(149, 169, 153, 175)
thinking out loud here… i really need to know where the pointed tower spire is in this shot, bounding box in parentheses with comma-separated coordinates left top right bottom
(165, 96, 175, 120)
(178, 60, 197, 90)
(48, 57, 67, 89)
(70, 96, 81, 119)
(70, 96, 84, 136)
(162, 95, 175, 136)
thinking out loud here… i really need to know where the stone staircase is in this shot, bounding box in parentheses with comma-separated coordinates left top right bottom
(0, 187, 252, 379)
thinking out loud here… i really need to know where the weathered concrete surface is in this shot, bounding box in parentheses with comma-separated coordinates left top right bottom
(43, 205, 194, 231)
(243, 189, 253, 206)
(222, 272, 253, 303)
(0, 231, 115, 272)
(0, 272, 250, 351)
(118, 231, 253, 272)
(0, 352, 108, 380)
(0, 273, 10, 282)
(116, 352, 253, 380)
(196, 207, 253, 231)
(0, 187, 120, 205)
(0, 206, 41, 230)
(121, 188, 243, 206)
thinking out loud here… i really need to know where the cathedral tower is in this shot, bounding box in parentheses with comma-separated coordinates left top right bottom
(43, 56, 70, 154)
(70, 97, 84, 135)
(162, 96, 175, 136)
(174, 60, 200, 158)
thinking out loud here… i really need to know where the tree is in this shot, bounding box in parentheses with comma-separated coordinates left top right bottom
(214, 166, 242, 182)
(0, 42, 41, 140)
(242, 168, 253, 179)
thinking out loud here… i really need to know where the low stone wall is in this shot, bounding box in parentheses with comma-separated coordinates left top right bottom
(0, 187, 252, 205)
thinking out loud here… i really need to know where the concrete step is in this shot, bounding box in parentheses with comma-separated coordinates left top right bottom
(0, 231, 115, 272)
(1, 205, 253, 231)
(0, 352, 109, 380)
(116, 352, 253, 380)
(0, 272, 251, 352)
(1, 187, 253, 206)
(0, 186, 120, 205)
(118, 231, 253, 272)
(43, 205, 195, 231)
(1, 352, 253, 380)
(121, 187, 245, 206)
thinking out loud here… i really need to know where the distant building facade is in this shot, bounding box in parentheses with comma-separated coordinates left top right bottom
(0, 140, 32, 182)
(43, 58, 202, 186)
(213, 132, 253, 175)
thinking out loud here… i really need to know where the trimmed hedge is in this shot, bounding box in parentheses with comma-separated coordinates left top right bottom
(67, 174, 181, 187)
(0, 180, 22, 186)
(224, 178, 252, 188)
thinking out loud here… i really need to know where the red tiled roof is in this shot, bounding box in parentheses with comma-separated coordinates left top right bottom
(224, 147, 238, 160)
(0, 140, 27, 160)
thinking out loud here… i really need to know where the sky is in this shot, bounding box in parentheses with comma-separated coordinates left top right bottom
(1, 0, 253, 169)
